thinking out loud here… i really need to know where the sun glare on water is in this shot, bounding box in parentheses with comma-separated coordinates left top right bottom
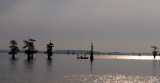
(96, 55, 160, 60)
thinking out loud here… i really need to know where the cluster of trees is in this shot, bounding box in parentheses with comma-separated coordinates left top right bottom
(9, 40, 160, 60)
(8, 39, 54, 60)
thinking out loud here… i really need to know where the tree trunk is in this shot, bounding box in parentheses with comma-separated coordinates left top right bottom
(90, 55, 94, 61)
(154, 55, 156, 59)
(90, 51, 94, 61)
(27, 54, 31, 60)
(48, 55, 51, 60)
(12, 54, 15, 59)
(31, 54, 33, 59)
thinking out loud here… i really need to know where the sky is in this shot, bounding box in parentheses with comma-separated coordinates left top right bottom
(1, 0, 160, 53)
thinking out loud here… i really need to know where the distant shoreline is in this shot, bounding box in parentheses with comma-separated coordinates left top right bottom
(0, 50, 152, 55)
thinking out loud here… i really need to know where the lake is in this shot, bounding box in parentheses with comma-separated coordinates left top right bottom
(0, 53, 160, 83)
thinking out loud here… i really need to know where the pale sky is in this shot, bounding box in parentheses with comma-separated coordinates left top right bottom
(1, 0, 160, 53)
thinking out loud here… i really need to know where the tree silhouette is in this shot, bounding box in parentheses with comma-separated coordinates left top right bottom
(23, 39, 37, 60)
(45, 41, 54, 60)
(151, 46, 158, 59)
(90, 42, 94, 61)
(8, 40, 20, 59)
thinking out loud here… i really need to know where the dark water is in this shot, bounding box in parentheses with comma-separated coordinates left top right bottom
(0, 53, 160, 83)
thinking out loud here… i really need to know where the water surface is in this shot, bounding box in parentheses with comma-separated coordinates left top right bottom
(0, 53, 160, 83)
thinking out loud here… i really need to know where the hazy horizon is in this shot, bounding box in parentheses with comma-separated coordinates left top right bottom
(1, 0, 160, 53)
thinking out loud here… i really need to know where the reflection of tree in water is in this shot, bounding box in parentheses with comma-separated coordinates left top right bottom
(10, 58, 18, 72)
(152, 60, 159, 76)
(159, 61, 160, 73)
(25, 59, 34, 65)
(90, 61, 93, 74)
(10, 58, 18, 65)
(24, 59, 34, 73)
(47, 59, 53, 73)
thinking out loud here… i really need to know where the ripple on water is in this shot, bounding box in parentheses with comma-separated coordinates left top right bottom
(44, 74, 159, 83)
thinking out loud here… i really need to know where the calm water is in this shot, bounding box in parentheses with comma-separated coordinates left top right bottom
(0, 53, 160, 83)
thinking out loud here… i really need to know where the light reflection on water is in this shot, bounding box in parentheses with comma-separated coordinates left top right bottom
(0, 54, 160, 83)
(59, 74, 159, 83)
(2, 74, 159, 83)
(96, 55, 160, 60)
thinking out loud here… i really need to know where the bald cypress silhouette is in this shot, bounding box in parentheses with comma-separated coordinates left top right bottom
(8, 40, 20, 59)
(23, 39, 37, 60)
(151, 46, 158, 59)
(90, 42, 94, 61)
(45, 41, 54, 60)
